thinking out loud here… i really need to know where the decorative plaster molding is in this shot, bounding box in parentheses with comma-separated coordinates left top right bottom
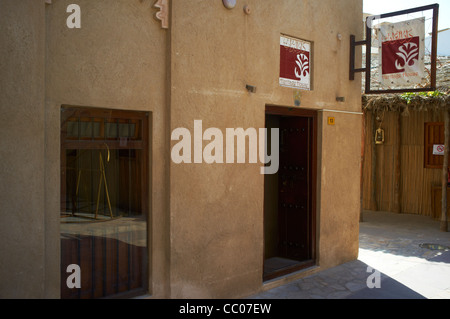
(154, 0, 169, 29)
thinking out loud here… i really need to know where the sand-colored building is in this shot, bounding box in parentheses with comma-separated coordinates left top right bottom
(0, 0, 363, 299)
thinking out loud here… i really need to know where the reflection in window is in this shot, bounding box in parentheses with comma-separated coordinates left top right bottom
(60, 107, 148, 299)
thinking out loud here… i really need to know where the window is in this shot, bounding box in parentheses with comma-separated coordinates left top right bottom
(60, 107, 149, 299)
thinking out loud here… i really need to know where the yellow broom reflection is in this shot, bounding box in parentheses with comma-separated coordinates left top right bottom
(73, 144, 114, 221)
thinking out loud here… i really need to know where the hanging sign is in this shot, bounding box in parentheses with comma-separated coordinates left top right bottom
(279, 35, 311, 91)
(433, 145, 445, 156)
(378, 18, 425, 87)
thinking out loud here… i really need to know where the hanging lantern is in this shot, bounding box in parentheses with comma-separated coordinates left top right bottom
(375, 128, 385, 145)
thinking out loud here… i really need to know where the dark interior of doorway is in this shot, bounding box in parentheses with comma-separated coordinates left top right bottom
(263, 108, 316, 281)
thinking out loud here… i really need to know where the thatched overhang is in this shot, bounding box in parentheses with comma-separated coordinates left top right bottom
(362, 92, 450, 115)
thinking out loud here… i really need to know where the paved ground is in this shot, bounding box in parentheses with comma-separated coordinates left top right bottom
(250, 211, 450, 299)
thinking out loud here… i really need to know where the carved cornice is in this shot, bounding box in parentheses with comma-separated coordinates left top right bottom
(154, 0, 169, 29)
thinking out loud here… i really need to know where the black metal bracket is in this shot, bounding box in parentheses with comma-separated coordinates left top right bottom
(349, 35, 369, 82)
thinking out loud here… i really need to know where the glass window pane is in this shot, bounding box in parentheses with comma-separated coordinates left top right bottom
(129, 124, 136, 138)
(106, 122, 118, 139)
(60, 108, 148, 299)
(79, 121, 92, 138)
(119, 123, 130, 138)
(66, 121, 79, 138)
(92, 121, 102, 139)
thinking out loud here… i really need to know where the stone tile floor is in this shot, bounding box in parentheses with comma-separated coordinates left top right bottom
(250, 211, 450, 299)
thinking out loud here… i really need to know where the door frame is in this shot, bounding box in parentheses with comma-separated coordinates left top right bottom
(263, 105, 318, 281)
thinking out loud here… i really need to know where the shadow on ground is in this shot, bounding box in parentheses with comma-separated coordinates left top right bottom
(250, 211, 450, 299)
(252, 258, 426, 299)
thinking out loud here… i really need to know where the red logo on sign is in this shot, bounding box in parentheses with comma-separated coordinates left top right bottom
(437, 145, 445, 153)
(382, 37, 420, 75)
(280, 46, 310, 81)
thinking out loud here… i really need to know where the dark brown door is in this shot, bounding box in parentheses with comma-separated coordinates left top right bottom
(278, 116, 312, 262)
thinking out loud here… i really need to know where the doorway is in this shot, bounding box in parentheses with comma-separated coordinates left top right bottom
(263, 105, 317, 281)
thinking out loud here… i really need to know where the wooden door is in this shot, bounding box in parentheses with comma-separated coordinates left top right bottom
(278, 116, 312, 262)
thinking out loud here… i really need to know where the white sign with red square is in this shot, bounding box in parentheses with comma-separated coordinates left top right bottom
(279, 35, 311, 91)
(433, 145, 445, 156)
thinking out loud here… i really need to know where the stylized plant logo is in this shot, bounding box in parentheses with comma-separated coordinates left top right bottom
(295, 54, 310, 80)
(395, 42, 419, 71)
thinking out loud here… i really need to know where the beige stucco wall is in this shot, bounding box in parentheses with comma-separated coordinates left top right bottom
(0, 0, 170, 298)
(0, 0, 46, 298)
(0, 0, 362, 299)
(169, 0, 362, 298)
(44, 0, 171, 298)
(317, 111, 362, 268)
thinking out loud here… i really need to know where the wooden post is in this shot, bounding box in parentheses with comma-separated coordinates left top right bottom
(394, 112, 402, 214)
(441, 108, 449, 232)
(371, 112, 378, 211)
(360, 111, 366, 222)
